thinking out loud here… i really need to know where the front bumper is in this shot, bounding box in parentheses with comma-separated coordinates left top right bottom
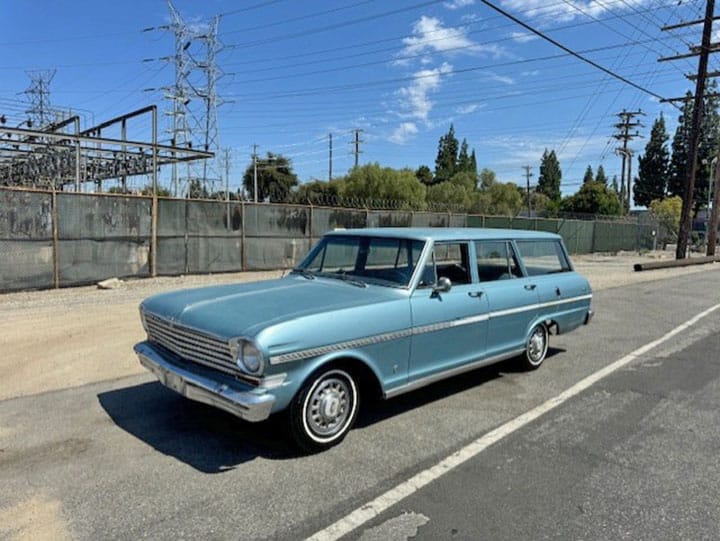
(134, 341, 275, 423)
(584, 309, 594, 325)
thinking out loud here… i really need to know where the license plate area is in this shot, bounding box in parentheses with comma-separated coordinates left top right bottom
(163, 371, 186, 394)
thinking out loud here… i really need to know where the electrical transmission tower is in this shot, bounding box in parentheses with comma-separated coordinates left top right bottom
(163, 1, 224, 197)
(23, 70, 57, 128)
(612, 109, 644, 213)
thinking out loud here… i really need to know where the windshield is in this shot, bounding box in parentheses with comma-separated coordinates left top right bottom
(295, 235, 426, 288)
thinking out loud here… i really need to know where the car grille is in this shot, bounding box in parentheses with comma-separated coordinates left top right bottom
(143, 311, 238, 376)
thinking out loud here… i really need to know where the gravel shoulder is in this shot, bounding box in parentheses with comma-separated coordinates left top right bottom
(1, 253, 718, 401)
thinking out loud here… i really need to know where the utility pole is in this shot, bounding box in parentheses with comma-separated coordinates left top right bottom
(612, 109, 643, 213)
(352, 128, 364, 168)
(252, 143, 258, 203)
(659, 0, 717, 259)
(329, 132, 333, 181)
(522, 165, 533, 216)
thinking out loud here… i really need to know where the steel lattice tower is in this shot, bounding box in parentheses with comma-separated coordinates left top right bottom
(164, 1, 224, 197)
(23, 70, 57, 128)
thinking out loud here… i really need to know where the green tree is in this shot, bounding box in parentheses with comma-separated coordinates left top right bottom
(668, 92, 693, 199)
(696, 81, 720, 211)
(583, 165, 594, 184)
(242, 152, 299, 203)
(595, 164, 608, 185)
(537, 149, 562, 202)
(470, 150, 477, 176)
(634, 114, 670, 208)
(457, 139, 472, 173)
(426, 181, 469, 210)
(343, 163, 426, 209)
(434, 124, 459, 184)
(560, 181, 621, 216)
(478, 168, 497, 190)
(415, 165, 433, 186)
(449, 170, 476, 192)
(296, 178, 346, 204)
(649, 196, 682, 240)
(188, 179, 209, 199)
(470, 182, 523, 216)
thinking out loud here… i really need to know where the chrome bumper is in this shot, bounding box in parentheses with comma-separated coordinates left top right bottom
(134, 341, 275, 423)
(584, 309, 594, 325)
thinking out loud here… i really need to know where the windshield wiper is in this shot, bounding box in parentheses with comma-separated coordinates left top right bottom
(327, 272, 367, 288)
(291, 268, 315, 280)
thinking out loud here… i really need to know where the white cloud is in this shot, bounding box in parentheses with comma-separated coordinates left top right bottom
(389, 122, 419, 144)
(521, 70, 540, 77)
(456, 104, 480, 114)
(511, 31, 537, 43)
(486, 71, 515, 85)
(398, 16, 504, 61)
(499, 0, 652, 24)
(444, 0, 475, 10)
(396, 62, 453, 121)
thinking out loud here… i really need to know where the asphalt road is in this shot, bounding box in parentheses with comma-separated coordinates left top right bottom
(1, 269, 719, 540)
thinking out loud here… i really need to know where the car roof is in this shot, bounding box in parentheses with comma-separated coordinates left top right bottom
(324, 227, 561, 242)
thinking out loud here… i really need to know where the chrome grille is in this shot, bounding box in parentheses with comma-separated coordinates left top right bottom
(143, 311, 238, 375)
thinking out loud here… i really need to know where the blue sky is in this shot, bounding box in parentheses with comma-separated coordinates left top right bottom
(0, 0, 713, 196)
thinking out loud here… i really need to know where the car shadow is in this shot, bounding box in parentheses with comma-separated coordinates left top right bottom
(99, 348, 566, 472)
(97, 382, 300, 473)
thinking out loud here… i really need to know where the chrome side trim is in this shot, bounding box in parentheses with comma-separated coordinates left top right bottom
(269, 328, 414, 364)
(268, 293, 592, 365)
(384, 348, 525, 399)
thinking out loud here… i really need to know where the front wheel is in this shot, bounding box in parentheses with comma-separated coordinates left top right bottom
(518, 323, 549, 370)
(289, 368, 359, 453)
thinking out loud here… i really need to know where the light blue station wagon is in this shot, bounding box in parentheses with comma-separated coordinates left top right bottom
(135, 228, 593, 452)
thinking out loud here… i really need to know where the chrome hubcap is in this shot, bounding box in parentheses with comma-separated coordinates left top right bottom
(306, 377, 351, 437)
(528, 328, 546, 363)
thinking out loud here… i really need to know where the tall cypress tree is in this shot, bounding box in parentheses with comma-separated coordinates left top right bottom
(434, 124, 459, 184)
(595, 164, 608, 185)
(457, 139, 471, 173)
(696, 81, 720, 212)
(537, 149, 562, 202)
(582, 165, 594, 184)
(668, 92, 694, 199)
(634, 113, 670, 208)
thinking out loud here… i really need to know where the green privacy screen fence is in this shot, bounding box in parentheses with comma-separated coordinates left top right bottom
(0, 187, 657, 292)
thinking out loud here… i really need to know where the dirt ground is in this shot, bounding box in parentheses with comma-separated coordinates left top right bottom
(1, 252, 718, 402)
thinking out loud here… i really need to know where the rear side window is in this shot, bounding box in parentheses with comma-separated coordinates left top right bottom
(475, 241, 523, 282)
(515, 240, 571, 276)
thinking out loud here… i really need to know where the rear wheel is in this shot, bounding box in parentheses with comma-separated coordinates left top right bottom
(289, 368, 359, 453)
(518, 323, 549, 370)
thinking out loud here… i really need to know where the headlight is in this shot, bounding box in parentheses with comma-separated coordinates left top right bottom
(230, 339, 264, 375)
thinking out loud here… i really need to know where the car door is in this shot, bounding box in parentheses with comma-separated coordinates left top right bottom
(409, 241, 489, 383)
(477, 240, 540, 358)
(515, 239, 591, 332)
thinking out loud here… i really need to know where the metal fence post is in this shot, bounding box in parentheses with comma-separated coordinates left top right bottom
(240, 199, 246, 271)
(51, 189, 60, 288)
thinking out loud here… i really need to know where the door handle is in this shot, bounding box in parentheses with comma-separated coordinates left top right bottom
(555, 286, 562, 296)
(468, 291, 483, 298)
(524, 284, 537, 291)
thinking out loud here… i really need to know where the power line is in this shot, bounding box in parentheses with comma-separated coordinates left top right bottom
(478, 0, 674, 105)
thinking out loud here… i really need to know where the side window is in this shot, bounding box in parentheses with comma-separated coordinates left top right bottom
(475, 241, 523, 281)
(516, 240, 571, 276)
(434, 242, 471, 285)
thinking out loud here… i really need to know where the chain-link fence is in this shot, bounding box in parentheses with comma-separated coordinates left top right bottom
(0, 187, 660, 292)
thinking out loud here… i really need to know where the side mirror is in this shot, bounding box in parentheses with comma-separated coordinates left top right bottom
(432, 276, 452, 296)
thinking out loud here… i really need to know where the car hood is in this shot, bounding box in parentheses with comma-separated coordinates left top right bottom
(141, 276, 402, 339)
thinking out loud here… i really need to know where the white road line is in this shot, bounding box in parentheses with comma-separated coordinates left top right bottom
(307, 302, 720, 541)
